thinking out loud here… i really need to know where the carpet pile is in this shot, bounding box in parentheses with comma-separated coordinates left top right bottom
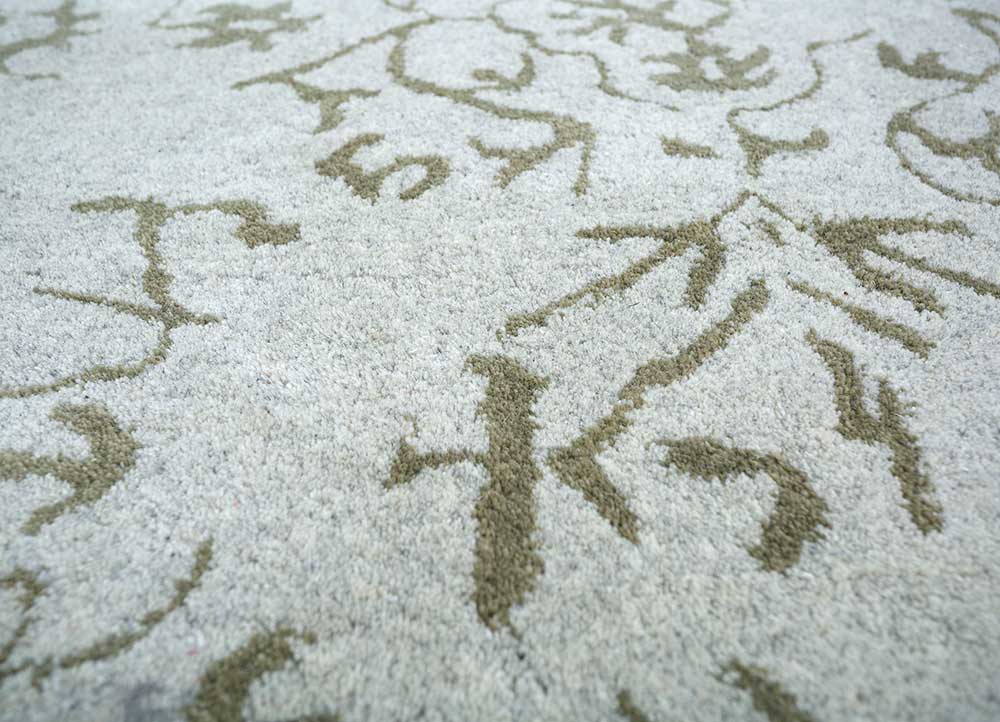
(2, 1, 999, 720)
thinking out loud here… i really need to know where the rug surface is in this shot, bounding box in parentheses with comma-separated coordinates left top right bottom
(2, 1, 1000, 720)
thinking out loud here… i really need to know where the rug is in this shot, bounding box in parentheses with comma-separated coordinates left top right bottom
(2, 1, 999, 720)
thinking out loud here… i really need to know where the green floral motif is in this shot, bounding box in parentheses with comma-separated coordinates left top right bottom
(389, 283, 768, 628)
(0, 404, 138, 535)
(657, 438, 830, 571)
(315, 134, 450, 202)
(0, 0, 97, 79)
(184, 628, 338, 722)
(151, 2, 320, 52)
(880, 9, 1000, 205)
(0, 197, 299, 399)
(0, 540, 212, 686)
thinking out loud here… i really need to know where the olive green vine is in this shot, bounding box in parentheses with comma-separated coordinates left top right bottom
(0, 0, 97, 79)
(0, 197, 299, 399)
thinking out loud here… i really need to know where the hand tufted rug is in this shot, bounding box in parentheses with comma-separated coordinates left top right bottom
(2, 1, 1000, 720)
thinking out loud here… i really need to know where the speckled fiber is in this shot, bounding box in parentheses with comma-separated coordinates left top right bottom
(2, 1, 999, 721)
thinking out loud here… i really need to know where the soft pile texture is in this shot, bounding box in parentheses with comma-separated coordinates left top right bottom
(1, 1, 999, 720)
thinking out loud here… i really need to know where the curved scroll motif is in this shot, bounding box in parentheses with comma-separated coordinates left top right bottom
(470, 192, 998, 625)
(316, 133, 450, 202)
(0, 539, 212, 687)
(150, 2, 320, 52)
(0, 403, 138, 535)
(0, 197, 299, 399)
(502, 192, 998, 356)
(619, 659, 820, 722)
(0, 569, 44, 678)
(236, 11, 598, 196)
(551, 0, 730, 42)
(630, 0, 775, 94)
(807, 332, 942, 534)
(880, 9, 1000, 205)
(226, 0, 886, 194)
(720, 661, 820, 722)
(726, 32, 870, 176)
(5, 4, 991, 713)
(0, 0, 97, 79)
(184, 628, 338, 722)
(657, 438, 830, 572)
(547, 281, 769, 542)
(384, 23, 596, 196)
(387, 282, 768, 628)
(385, 187, 993, 622)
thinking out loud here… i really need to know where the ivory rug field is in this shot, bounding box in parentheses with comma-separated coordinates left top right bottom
(2, 1, 1000, 720)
